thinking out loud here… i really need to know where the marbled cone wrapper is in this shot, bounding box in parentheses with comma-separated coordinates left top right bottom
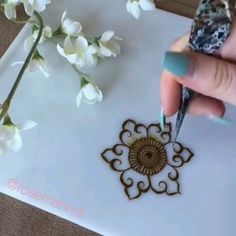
(189, 0, 235, 54)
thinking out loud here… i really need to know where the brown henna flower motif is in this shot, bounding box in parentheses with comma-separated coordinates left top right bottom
(101, 119, 194, 200)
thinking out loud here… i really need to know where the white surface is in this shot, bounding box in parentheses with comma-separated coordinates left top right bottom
(1, 1, 236, 236)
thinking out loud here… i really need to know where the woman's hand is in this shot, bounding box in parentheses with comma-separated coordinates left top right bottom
(161, 19, 236, 118)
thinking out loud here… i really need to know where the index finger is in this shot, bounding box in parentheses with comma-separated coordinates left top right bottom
(160, 33, 189, 116)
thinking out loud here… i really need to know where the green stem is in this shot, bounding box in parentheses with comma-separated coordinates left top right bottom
(0, 11, 44, 121)
(71, 65, 90, 87)
(12, 19, 39, 26)
(71, 64, 89, 78)
(52, 31, 95, 44)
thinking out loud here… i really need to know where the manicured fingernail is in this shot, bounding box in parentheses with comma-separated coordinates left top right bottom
(160, 107, 166, 129)
(208, 114, 233, 126)
(162, 51, 193, 77)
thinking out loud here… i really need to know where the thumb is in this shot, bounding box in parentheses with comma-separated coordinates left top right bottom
(163, 51, 236, 106)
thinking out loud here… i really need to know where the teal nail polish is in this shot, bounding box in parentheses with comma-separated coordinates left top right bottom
(160, 107, 166, 130)
(208, 115, 233, 126)
(162, 51, 192, 77)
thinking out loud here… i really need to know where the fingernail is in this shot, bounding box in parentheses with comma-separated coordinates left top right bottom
(160, 107, 166, 129)
(208, 114, 233, 126)
(162, 51, 194, 77)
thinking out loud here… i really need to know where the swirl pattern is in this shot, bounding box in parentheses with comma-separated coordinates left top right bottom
(129, 138, 167, 175)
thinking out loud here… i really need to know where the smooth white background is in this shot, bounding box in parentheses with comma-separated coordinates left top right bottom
(0, 1, 236, 235)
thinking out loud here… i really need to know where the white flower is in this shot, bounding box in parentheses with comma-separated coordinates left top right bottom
(76, 76, 103, 107)
(57, 36, 98, 67)
(0, 120, 37, 155)
(86, 45, 98, 66)
(20, 0, 50, 16)
(57, 36, 78, 64)
(27, 57, 51, 78)
(24, 26, 52, 51)
(60, 11, 82, 37)
(12, 50, 51, 78)
(126, 0, 156, 19)
(97, 31, 121, 58)
(2, 0, 20, 19)
(2, 0, 51, 18)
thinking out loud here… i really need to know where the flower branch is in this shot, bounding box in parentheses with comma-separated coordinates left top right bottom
(0, 11, 44, 121)
(0, 2, 121, 154)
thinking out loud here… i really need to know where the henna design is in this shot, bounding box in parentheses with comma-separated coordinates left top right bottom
(101, 119, 194, 200)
